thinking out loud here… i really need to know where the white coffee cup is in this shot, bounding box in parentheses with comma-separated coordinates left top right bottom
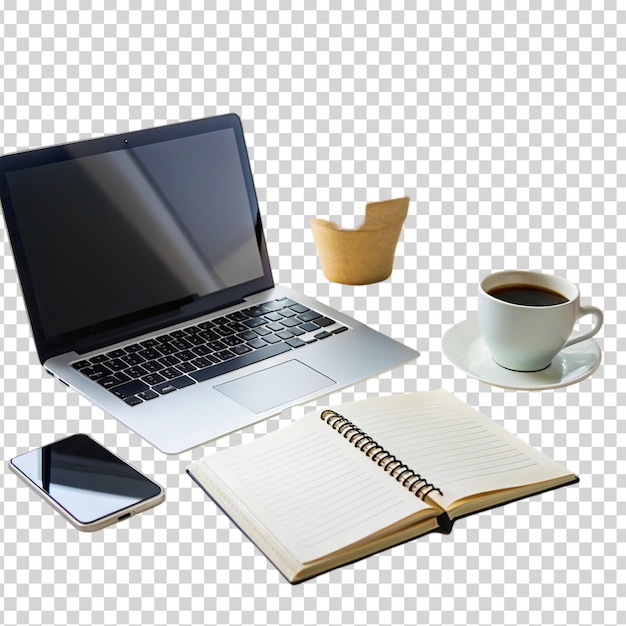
(477, 270, 603, 372)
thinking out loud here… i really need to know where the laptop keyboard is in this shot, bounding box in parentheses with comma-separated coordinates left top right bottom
(71, 297, 349, 407)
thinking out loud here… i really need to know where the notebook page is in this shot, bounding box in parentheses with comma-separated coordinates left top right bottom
(195, 412, 435, 564)
(333, 390, 573, 511)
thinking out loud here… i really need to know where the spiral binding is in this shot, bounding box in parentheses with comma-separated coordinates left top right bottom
(320, 409, 443, 500)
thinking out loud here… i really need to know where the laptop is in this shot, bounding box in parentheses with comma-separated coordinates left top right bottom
(0, 113, 418, 454)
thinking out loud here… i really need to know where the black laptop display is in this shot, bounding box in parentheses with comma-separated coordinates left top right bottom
(1, 115, 272, 362)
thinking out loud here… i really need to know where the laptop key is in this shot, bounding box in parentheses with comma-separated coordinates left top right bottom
(244, 317, 268, 328)
(111, 379, 150, 399)
(161, 367, 183, 379)
(126, 365, 148, 379)
(177, 349, 196, 361)
(297, 310, 322, 323)
(215, 349, 236, 361)
(142, 360, 163, 373)
(169, 338, 193, 351)
(199, 329, 220, 342)
(137, 347, 162, 360)
(262, 334, 282, 344)
(171, 375, 195, 388)
(98, 374, 128, 389)
(228, 321, 249, 333)
(137, 389, 159, 401)
(107, 358, 128, 372)
(215, 325, 234, 338)
(299, 322, 319, 332)
(190, 356, 212, 369)
(107, 349, 126, 359)
(154, 376, 195, 394)
(232, 344, 253, 355)
(226, 310, 248, 322)
(159, 355, 181, 367)
(259, 300, 285, 313)
(289, 304, 309, 314)
(142, 373, 166, 386)
(315, 317, 335, 328)
(191, 345, 211, 357)
(222, 335, 244, 347)
(156, 342, 178, 355)
(280, 317, 301, 328)
(184, 332, 204, 346)
(177, 362, 197, 374)
(139, 338, 159, 349)
(190, 342, 292, 383)
(154, 383, 177, 395)
(247, 338, 267, 349)
(81, 364, 113, 380)
(263, 312, 283, 322)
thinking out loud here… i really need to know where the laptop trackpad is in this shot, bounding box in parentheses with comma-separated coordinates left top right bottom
(215, 360, 335, 414)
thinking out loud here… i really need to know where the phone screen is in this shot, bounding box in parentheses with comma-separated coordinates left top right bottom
(10, 434, 163, 526)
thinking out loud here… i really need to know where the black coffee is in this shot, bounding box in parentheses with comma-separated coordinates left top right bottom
(488, 284, 568, 306)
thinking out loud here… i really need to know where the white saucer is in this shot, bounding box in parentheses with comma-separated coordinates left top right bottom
(442, 317, 602, 391)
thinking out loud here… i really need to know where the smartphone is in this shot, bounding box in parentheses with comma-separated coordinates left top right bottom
(9, 433, 165, 531)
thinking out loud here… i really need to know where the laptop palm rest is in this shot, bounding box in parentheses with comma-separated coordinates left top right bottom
(215, 360, 335, 414)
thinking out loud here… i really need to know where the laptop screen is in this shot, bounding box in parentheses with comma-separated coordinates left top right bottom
(0, 114, 273, 361)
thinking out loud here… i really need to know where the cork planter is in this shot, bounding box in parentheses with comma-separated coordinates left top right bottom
(310, 197, 409, 285)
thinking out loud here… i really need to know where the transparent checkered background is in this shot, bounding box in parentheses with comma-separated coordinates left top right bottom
(1, 2, 624, 625)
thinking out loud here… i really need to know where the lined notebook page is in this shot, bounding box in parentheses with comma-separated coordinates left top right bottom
(196, 413, 435, 564)
(334, 390, 572, 511)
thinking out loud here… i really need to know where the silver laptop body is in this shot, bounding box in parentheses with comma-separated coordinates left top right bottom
(0, 114, 418, 453)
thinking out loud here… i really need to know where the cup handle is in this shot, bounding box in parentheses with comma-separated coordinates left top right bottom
(562, 305, 604, 349)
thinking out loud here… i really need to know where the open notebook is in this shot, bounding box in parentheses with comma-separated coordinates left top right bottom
(187, 390, 578, 583)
